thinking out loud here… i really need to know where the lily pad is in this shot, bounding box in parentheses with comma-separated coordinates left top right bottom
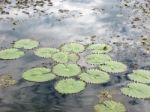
(68, 53, 80, 62)
(52, 64, 81, 77)
(128, 69, 150, 84)
(55, 79, 86, 94)
(95, 100, 126, 112)
(121, 82, 150, 99)
(34, 48, 59, 58)
(52, 52, 79, 63)
(0, 48, 24, 60)
(99, 61, 127, 73)
(52, 52, 68, 63)
(86, 54, 112, 65)
(79, 69, 110, 84)
(87, 44, 112, 53)
(14, 39, 39, 49)
(22, 67, 56, 82)
(61, 43, 85, 53)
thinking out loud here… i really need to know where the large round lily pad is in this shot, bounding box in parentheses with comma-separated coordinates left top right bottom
(95, 100, 126, 112)
(22, 67, 56, 82)
(86, 54, 112, 65)
(34, 48, 59, 58)
(0, 48, 24, 60)
(128, 69, 150, 84)
(99, 61, 127, 73)
(14, 39, 39, 49)
(79, 69, 110, 84)
(55, 79, 86, 94)
(61, 43, 85, 53)
(52, 64, 81, 77)
(121, 82, 150, 99)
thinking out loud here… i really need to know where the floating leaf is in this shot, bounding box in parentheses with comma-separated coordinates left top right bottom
(22, 67, 56, 82)
(14, 39, 39, 49)
(68, 53, 80, 62)
(61, 43, 85, 53)
(79, 69, 110, 84)
(34, 48, 59, 58)
(52, 52, 68, 63)
(121, 82, 150, 99)
(55, 79, 86, 94)
(86, 54, 112, 65)
(95, 100, 126, 112)
(52, 64, 81, 77)
(0, 48, 24, 60)
(128, 69, 150, 84)
(87, 44, 112, 53)
(52, 52, 80, 63)
(99, 61, 127, 73)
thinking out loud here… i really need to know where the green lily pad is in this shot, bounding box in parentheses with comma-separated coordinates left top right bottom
(34, 48, 59, 58)
(52, 52, 79, 63)
(0, 48, 24, 60)
(121, 82, 150, 99)
(68, 53, 80, 62)
(87, 44, 112, 53)
(52, 64, 81, 77)
(79, 69, 110, 84)
(55, 79, 86, 94)
(52, 52, 68, 63)
(128, 69, 150, 84)
(61, 43, 85, 53)
(99, 61, 127, 73)
(14, 39, 39, 49)
(22, 67, 56, 82)
(86, 54, 112, 65)
(95, 100, 126, 112)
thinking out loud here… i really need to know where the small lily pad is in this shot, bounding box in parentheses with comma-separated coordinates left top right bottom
(52, 52, 79, 63)
(87, 44, 112, 53)
(61, 43, 85, 53)
(55, 79, 86, 94)
(86, 54, 112, 65)
(121, 82, 150, 99)
(34, 48, 59, 58)
(79, 69, 110, 84)
(14, 39, 39, 49)
(128, 69, 150, 84)
(52, 52, 68, 63)
(52, 64, 81, 77)
(68, 53, 80, 62)
(95, 100, 126, 112)
(22, 67, 56, 82)
(99, 61, 127, 73)
(0, 48, 24, 60)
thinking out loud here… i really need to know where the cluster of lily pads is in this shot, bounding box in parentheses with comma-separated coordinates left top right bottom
(121, 69, 150, 99)
(0, 39, 150, 99)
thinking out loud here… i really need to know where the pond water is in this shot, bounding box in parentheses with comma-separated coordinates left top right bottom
(0, 0, 150, 112)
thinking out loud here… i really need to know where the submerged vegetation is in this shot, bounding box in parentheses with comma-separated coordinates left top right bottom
(0, 75, 16, 87)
